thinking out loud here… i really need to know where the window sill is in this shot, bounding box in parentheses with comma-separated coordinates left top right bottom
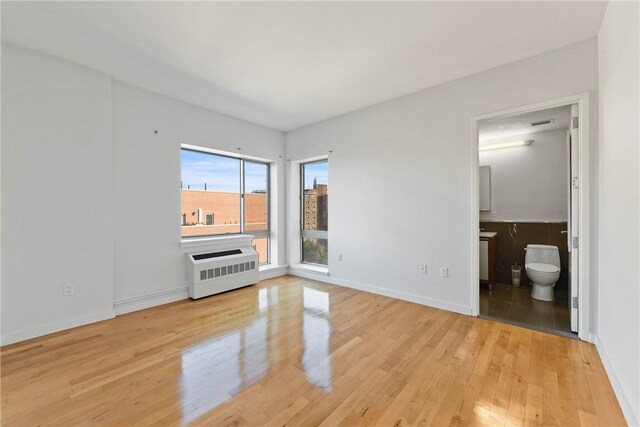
(180, 234, 254, 250)
(290, 263, 329, 276)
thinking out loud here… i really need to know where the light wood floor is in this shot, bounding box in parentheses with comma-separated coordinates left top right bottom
(1, 275, 626, 426)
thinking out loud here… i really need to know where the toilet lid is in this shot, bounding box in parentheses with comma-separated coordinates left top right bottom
(527, 262, 559, 273)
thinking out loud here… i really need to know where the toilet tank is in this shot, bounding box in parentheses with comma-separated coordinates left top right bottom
(525, 244, 560, 268)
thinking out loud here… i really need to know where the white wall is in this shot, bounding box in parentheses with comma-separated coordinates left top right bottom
(285, 38, 599, 316)
(112, 83, 286, 306)
(1, 44, 115, 344)
(1, 44, 286, 342)
(597, 1, 640, 424)
(479, 128, 569, 222)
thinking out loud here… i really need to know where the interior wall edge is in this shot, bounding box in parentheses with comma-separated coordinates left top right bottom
(1, 43, 115, 347)
(288, 269, 473, 316)
(594, 334, 640, 426)
(114, 285, 188, 316)
(0, 309, 115, 347)
(113, 267, 290, 317)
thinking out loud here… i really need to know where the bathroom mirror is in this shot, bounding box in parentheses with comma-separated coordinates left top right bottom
(479, 165, 491, 211)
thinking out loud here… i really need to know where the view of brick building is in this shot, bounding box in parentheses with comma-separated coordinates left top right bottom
(181, 189, 268, 262)
(302, 176, 328, 265)
(303, 178, 328, 231)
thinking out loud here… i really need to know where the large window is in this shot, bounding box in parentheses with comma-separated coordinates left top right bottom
(301, 160, 328, 265)
(181, 148, 270, 264)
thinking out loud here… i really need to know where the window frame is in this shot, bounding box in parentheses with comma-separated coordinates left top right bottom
(181, 147, 271, 264)
(300, 159, 328, 266)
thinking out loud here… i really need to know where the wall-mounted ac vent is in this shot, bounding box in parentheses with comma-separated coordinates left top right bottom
(198, 260, 256, 281)
(187, 246, 259, 299)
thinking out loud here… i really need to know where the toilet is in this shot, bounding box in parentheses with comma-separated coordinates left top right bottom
(525, 244, 561, 301)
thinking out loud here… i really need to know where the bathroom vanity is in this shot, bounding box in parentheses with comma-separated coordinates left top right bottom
(479, 231, 497, 289)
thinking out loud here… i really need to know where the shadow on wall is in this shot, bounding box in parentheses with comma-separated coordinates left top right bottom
(480, 221, 569, 290)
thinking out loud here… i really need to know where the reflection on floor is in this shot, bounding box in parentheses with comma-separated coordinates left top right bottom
(480, 283, 573, 336)
(2, 276, 623, 425)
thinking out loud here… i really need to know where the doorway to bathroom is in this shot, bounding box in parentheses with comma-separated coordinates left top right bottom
(471, 94, 591, 340)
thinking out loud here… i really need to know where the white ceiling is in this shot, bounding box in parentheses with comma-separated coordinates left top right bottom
(479, 105, 572, 143)
(1, 1, 607, 131)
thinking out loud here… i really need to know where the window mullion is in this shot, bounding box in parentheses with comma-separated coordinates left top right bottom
(240, 159, 245, 234)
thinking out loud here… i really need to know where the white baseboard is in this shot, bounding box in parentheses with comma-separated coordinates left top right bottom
(288, 269, 473, 316)
(594, 334, 639, 426)
(114, 285, 189, 315)
(259, 265, 290, 280)
(4, 267, 468, 346)
(114, 266, 289, 315)
(1, 308, 115, 346)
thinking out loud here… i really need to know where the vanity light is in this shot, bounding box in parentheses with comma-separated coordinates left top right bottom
(479, 139, 533, 151)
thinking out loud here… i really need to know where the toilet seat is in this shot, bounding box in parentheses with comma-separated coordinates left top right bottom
(526, 262, 559, 273)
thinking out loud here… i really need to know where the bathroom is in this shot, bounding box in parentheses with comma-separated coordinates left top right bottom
(478, 105, 576, 336)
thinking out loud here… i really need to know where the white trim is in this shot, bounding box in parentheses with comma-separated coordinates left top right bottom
(288, 154, 330, 266)
(1, 309, 115, 346)
(295, 154, 329, 165)
(181, 143, 273, 164)
(3, 268, 290, 345)
(471, 93, 591, 341)
(290, 263, 329, 276)
(180, 234, 254, 250)
(288, 269, 472, 316)
(114, 286, 189, 315)
(480, 220, 568, 224)
(594, 335, 640, 426)
(259, 265, 290, 280)
(114, 265, 289, 315)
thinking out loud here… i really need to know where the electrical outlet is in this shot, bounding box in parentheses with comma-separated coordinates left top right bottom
(420, 264, 427, 274)
(440, 268, 449, 278)
(338, 253, 343, 261)
(63, 284, 74, 296)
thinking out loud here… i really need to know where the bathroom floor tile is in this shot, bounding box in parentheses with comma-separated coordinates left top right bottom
(487, 303, 510, 318)
(508, 306, 555, 329)
(479, 288, 510, 318)
(553, 306, 572, 332)
(554, 291, 570, 308)
(479, 283, 576, 337)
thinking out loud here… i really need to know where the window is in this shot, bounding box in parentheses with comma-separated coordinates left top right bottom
(301, 160, 328, 265)
(181, 148, 270, 264)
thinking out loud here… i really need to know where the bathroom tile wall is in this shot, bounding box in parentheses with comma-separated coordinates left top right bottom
(480, 221, 569, 290)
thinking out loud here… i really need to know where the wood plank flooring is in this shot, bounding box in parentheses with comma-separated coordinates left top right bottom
(1, 275, 626, 426)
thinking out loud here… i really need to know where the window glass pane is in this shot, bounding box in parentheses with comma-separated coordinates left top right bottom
(253, 237, 269, 265)
(302, 161, 328, 232)
(302, 237, 328, 265)
(181, 149, 241, 237)
(244, 162, 268, 232)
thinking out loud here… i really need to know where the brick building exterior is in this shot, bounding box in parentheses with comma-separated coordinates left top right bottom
(303, 178, 328, 231)
(181, 190, 268, 262)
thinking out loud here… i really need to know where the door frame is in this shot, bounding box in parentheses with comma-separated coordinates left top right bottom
(470, 93, 591, 341)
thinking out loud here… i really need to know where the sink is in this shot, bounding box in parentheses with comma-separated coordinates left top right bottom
(479, 231, 497, 238)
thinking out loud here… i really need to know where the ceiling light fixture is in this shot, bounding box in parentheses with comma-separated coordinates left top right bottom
(479, 139, 533, 151)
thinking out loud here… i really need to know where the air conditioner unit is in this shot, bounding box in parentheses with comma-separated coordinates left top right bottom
(187, 247, 259, 299)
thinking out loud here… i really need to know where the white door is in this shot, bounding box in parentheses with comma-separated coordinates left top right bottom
(569, 104, 579, 332)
